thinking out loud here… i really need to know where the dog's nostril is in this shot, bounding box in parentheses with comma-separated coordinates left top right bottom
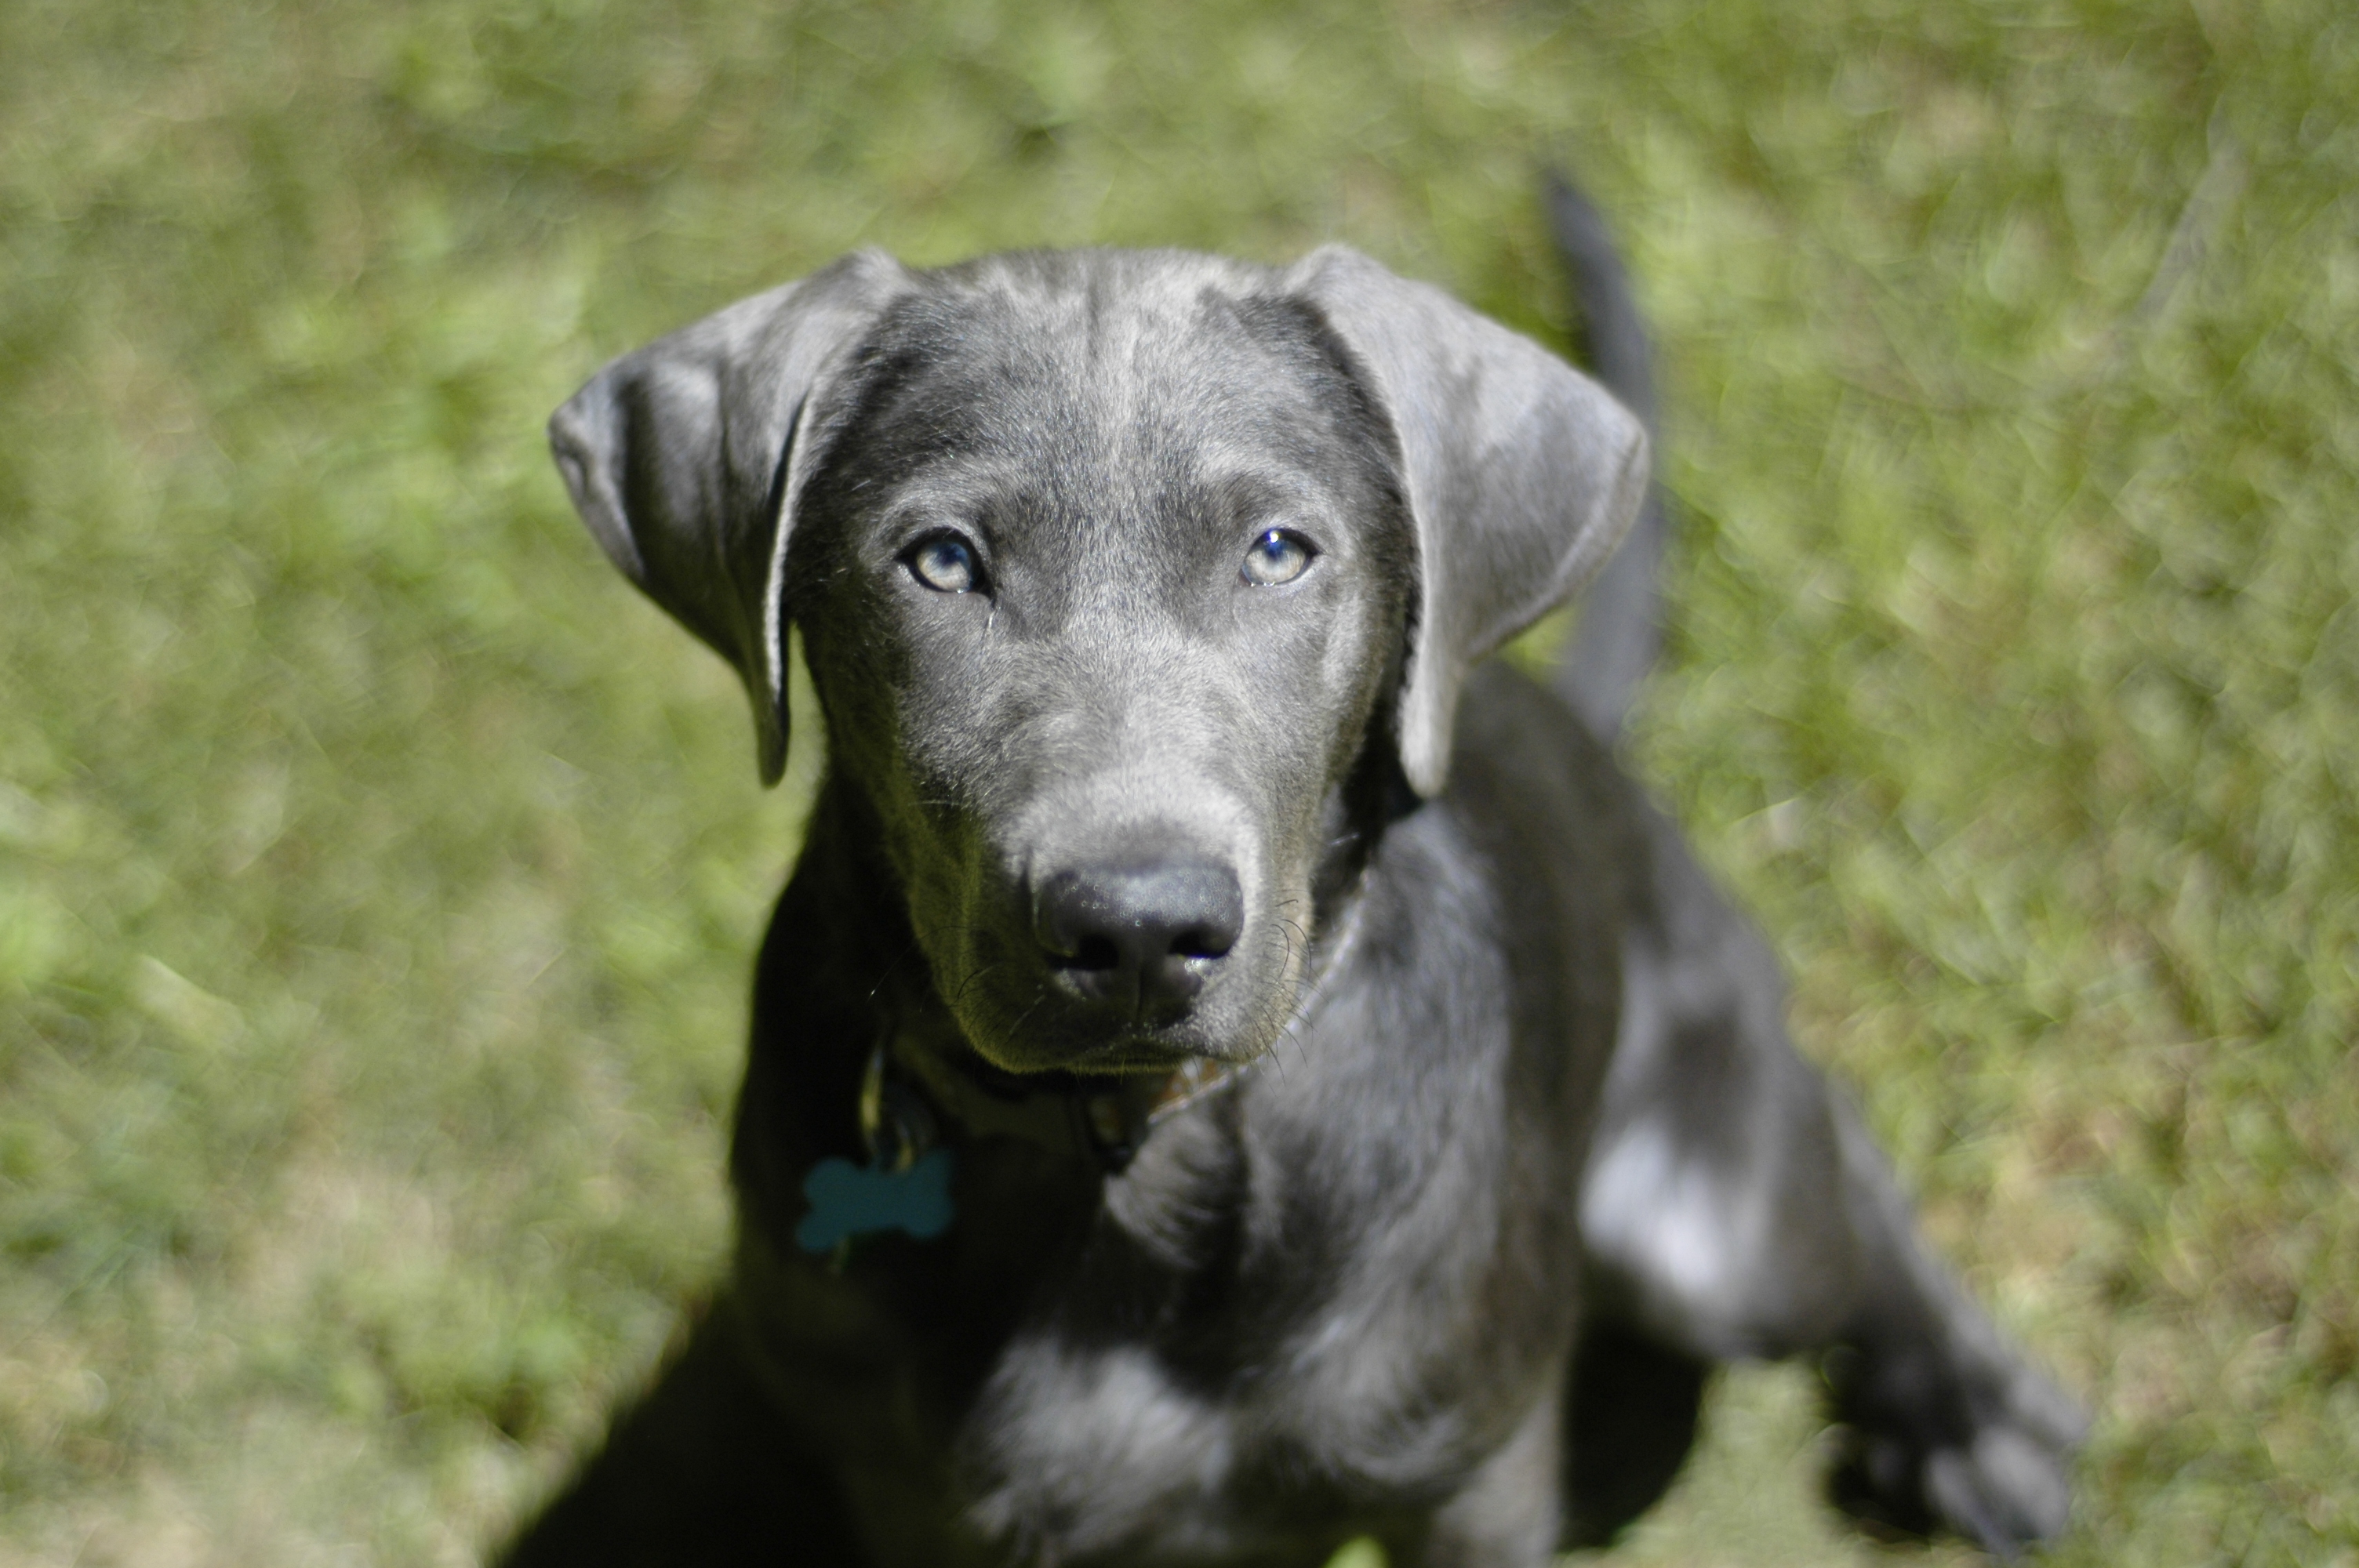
(1169, 924, 1234, 961)
(1066, 935, 1121, 973)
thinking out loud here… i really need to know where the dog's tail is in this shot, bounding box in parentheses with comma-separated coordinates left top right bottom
(1544, 170, 1668, 742)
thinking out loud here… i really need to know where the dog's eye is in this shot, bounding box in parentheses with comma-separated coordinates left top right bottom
(1241, 529, 1314, 587)
(907, 535, 981, 594)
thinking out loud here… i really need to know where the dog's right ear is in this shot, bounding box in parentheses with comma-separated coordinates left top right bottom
(548, 251, 911, 784)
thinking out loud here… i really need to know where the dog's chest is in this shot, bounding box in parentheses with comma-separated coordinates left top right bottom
(951, 1000, 1572, 1558)
(954, 1196, 1478, 1560)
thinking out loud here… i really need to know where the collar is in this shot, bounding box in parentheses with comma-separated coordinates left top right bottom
(868, 1033, 1248, 1175)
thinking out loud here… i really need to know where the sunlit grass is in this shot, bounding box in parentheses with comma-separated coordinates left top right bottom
(2, 1, 2354, 1562)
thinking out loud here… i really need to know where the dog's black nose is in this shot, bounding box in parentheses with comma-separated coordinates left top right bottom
(1034, 858, 1245, 1018)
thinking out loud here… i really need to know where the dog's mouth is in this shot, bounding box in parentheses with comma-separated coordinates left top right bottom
(1064, 1037, 1216, 1076)
(946, 958, 1289, 1076)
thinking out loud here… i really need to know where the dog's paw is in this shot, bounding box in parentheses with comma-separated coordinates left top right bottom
(1825, 1333, 2086, 1559)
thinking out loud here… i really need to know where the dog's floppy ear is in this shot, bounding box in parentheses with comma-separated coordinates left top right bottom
(548, 250, 911, 784)
(1289, 246, 1649, 797)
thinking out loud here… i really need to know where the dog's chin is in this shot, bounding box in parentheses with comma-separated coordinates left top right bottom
(948, 987, 1293, 1079)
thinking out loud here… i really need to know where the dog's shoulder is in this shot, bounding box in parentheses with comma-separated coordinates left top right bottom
(1446, 658, 1649, 938)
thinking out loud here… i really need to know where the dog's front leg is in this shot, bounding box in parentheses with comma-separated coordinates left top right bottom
(1574, 797, 2085, 1555)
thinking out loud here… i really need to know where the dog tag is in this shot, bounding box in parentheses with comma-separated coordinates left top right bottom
(794, 1042, 956, 1257)
(793, 1146, 955, 1254)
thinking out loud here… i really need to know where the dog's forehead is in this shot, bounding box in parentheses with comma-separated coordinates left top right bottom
(842, 250, 1379, 538)
(914, 247, 1293, 379)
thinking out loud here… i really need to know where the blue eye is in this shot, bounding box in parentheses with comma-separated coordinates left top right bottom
(1241, 528, 1314, 587)
(907, 535, 980, 593)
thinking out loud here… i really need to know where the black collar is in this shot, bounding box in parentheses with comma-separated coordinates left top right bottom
(868, 1031, 1248, 1176)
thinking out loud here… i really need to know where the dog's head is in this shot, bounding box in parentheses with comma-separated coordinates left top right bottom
(551, 246, 1644, 1074)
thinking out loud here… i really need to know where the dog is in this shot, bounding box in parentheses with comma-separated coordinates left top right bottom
(501, 175, 2084, 1566)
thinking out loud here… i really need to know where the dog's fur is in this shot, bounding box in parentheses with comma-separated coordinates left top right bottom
(503, 179, 2083, 1566)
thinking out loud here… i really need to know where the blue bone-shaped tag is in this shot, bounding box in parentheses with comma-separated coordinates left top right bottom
(794, 1147, 955, 1254)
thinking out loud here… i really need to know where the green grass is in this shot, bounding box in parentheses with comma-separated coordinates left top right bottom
(3, 0, 2354, 1561)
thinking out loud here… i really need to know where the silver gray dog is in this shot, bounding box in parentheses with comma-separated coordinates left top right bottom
(502, 178, 2084, 1566)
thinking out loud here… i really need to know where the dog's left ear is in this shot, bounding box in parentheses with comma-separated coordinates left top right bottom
(1289, 246, 1649, 797)
(548, 251, 912, 784)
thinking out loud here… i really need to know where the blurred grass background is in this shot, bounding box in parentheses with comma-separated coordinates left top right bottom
(2, 0, 2354, 1562)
